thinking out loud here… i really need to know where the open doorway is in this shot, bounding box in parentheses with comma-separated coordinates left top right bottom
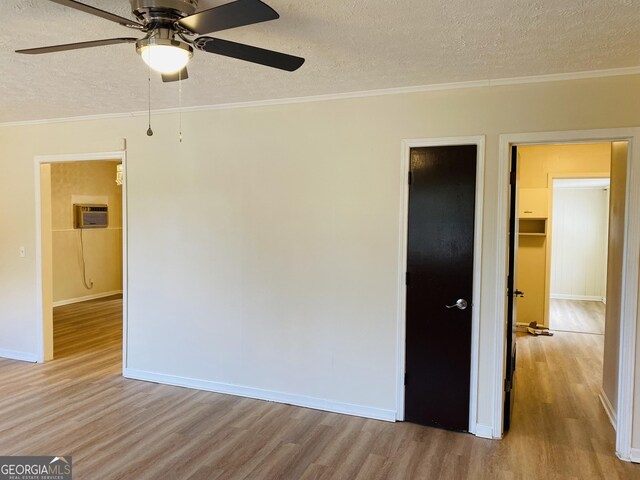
(501, 136, 636, 459)
(549, 176, 610, 335)
(515, 143, 612, 336)
(36, 153, 127, 368)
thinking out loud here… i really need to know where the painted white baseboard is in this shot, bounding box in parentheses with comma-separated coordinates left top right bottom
(599, 389, 617, 430)
(630, 448, 640, 463)
(123, 368, 396, 422)
(550, 293, 604, 302)
(474, 424, 495, 439)
(53, 290, 123, 307)
(0, 348, 38, 363)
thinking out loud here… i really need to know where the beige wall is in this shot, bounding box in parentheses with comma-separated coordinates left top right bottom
(1, 74, 640, 439)
(49, 161, 122, 303)
(516, 144, 611, 326)
(603, 142, 627, 421)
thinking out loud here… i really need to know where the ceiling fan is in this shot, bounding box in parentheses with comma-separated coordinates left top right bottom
(15, 0, 305, 82)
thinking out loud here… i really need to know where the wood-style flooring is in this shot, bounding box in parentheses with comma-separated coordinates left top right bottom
(0, 297, 638, 479)
(549, 299, 606, 334)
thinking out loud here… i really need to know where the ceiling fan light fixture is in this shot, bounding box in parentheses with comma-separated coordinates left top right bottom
(137, 38, 193, 74)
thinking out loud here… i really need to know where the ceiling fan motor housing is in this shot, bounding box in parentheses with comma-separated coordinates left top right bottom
(130, 0, 198, 26)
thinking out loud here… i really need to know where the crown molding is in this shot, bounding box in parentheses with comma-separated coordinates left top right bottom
(2, 66, 639, 128)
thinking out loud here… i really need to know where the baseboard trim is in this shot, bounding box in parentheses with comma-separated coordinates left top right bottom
(0, 349, 38, 363)
(53, 290, 123, 307)
(630, 448, 640, 463)
(599, 389, 617, 430)
(474, 424, 495, 439)
(550, 294, 604, 302)
(123, 368, 396, 422)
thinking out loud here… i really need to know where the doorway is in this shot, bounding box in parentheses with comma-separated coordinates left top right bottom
(35, 152, 128, 366)
(505, 143, 614, 432)
(397, 137, 484, 435)
(549, 176, 610, 334)
(496, 130, 640, 460)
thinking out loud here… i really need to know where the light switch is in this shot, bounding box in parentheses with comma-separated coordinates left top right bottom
(19, 246, 26, 258)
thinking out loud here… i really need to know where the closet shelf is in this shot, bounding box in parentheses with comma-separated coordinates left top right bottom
(519, 218, 547, 236)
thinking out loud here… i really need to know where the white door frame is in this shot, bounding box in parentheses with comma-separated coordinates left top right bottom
(34, 151, 128, 368)
(396, 136, 485, 436)
(495, 129, 640, 460)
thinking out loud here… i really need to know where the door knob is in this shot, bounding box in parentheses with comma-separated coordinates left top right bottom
(446, 299, 468, 310)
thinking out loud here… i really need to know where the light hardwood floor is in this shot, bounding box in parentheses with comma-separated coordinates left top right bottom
(549, 299, 606, 334)
(0, 297, 638, 479)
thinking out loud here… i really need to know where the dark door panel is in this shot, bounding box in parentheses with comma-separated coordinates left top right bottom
(504, 146, 519, 432)
(404, 145, 477, 431)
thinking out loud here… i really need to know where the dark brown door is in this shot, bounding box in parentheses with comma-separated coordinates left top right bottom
(503, 146, 520, 432)
(404, 145, 477, 431)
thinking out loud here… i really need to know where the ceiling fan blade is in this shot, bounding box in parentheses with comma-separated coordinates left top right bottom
(162, 67, 189, 83)
(47, 0, 143, 29)
(178, 0, 279, 35)
(195, 37, 305, 72)
(16, 38, 138, 55)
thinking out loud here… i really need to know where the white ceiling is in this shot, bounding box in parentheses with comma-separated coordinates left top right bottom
(1, 0, 639, 123)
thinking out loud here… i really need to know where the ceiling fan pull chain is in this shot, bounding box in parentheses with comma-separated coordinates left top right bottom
(147, 62, 153, 137)
(179, 69, 183, 143)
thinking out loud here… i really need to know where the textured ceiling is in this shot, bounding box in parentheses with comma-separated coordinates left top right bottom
(1, 0, 639, 122)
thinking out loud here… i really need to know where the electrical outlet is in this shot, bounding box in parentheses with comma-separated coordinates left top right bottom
(19, 246, 25, 258)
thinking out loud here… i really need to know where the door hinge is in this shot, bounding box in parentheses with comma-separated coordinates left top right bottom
(504, 378, 512, 392)
(405, 272, 410, 286)
(510, 170, 516, 185)
(408, 171, 412, 185)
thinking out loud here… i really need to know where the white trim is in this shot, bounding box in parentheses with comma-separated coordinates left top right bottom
(0, 349, 39, 363)
(496, 128, 640, 461)
(52, 290, 123, 308)
(550, 294, 605, 302)
(33, 152, 124, 163)
(396, 136, 485, 438)
(474, 424, 494, 439)
(123, 368, 395, 422)
(34, 151, 128, 367)
(553, 178, 610, 189)
(599, 388, 617, 430)
(2, 67, 640, 128)
(630, 449, 640, 463)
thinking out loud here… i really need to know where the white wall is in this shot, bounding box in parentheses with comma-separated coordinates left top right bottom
(551, 183, 609, 301)
(1, 74, 640, 434)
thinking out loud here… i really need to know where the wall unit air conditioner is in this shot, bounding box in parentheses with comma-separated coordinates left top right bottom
(74, 204, 108, 229)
